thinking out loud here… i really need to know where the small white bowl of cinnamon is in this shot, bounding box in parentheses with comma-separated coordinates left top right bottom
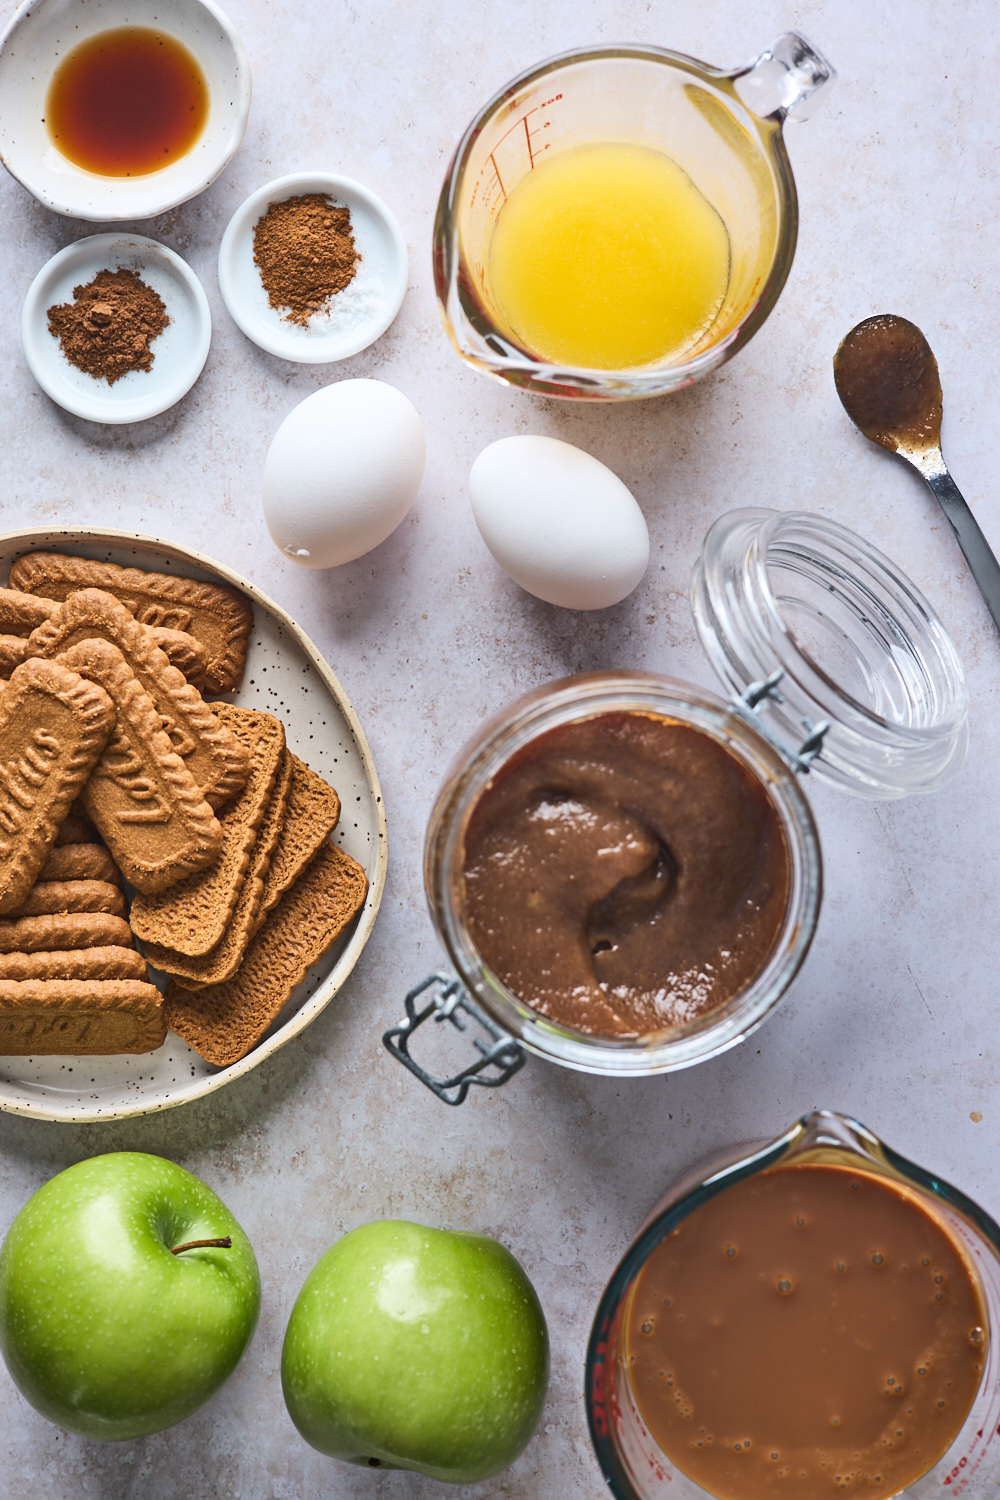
(218, 171, 408, 364)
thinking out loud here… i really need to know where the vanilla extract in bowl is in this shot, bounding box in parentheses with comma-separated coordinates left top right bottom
(46, 27, 209, 178)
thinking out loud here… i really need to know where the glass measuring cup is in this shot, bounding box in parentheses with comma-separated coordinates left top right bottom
(434, 33, 835, 400)
(587, 1110, 1000, 1499)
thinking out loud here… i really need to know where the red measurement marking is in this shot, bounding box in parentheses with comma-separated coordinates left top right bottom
(524, 114, 533, 167)
(489, 151, 505, 199)
(492, 105, 538, 151)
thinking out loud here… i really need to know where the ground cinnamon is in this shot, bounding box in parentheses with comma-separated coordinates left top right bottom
(47, 267, 169, 384)
(252, 193, 360, 325)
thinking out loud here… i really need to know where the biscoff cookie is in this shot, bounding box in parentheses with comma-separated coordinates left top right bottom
(0, 947, 148, 981)
(10, 552, 253, 692)
(164, 843, 368, 1066)
(0, 658, 115, 914)
(0, 977, 165, 1054)
(0, 911, 133, 953)
(38, 843, 119, 885)
(57, 638, 223, 893)
(144, 744, 294, 988)
(0, 587, 55, 636)
(131, 706, 285, 955)
(54, 814, 97, 845)
(254, 753, 341, 934)
(9, 880, 126, 919)
(146, 627, 209, 688)
(27, 589, 249, 809)
(0, 635, 31, 678)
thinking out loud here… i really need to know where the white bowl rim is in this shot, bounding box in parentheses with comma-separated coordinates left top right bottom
(21, 232, 212, 423)
(0, 525, 388, 1122)
(218, 170, 409, 363)
(0, 0, 252, 220)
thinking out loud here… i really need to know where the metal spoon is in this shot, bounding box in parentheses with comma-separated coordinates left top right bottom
(833, 313, 1000, 631)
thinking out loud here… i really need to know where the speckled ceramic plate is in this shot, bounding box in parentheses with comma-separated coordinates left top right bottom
(0, 528, 387, 1122)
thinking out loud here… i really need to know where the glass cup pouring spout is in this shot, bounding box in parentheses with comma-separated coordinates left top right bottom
(434, 33, 835, 400)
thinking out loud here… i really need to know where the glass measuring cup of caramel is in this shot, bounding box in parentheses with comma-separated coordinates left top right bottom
(434, 34, 835, 400)
(384, 513, 967, 1103)
(587, 1110, 1000, 1499)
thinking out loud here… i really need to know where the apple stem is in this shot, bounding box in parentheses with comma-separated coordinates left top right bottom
(170, 1236, 233, 1255)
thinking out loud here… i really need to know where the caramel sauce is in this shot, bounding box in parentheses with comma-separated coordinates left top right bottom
(45, 28, 209, 177)
(626, 1163, 987, 1498)
(461, 712, 789, 1038)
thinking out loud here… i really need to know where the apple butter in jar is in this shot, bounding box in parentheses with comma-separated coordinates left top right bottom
(462, 711, 790, 1039)
(422, 672, 821, 1081)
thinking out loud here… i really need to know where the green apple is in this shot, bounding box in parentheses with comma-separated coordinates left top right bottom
(0, 1151, 260, 1441)
(281, 1219, 549, 1482)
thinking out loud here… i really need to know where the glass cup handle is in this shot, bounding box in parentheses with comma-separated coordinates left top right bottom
(733, 32, 837, 123)
(382, 973, 526, 1105)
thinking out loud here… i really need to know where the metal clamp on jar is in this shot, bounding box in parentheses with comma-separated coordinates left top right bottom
(384, 511, 968, 1104)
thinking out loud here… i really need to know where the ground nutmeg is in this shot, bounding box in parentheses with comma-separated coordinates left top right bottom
(252, 193, 360, 325)
(47, 267, 170, 385)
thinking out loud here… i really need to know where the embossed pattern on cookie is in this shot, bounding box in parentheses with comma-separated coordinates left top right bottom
(7, 880, 127, 919)
(131, 706, 285, 954)
(0, 658, 115, 914)
(0, 636, 31, 678)
(0, 587, 55, 636)
(146, 627, 209, 688)
(164, 842, 368, 1066)
(10, 552, 254, 692)
(0, 912, 133, 953)
(54, 814, 98, 846)
(144, 742, 294, 988)
(0, 978, 165, 1054)
(27, 589, 249, 809)
(0, 947, 148, 981)
(56, 638, 223, 893)
(38, 843, 120, 885)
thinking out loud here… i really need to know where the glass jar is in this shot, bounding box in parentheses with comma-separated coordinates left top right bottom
(383, 512, 967, 1101)
(586, 1110, 1000, 1499)
(433, 34, 835, 400)
(424, 672, 821, 1079)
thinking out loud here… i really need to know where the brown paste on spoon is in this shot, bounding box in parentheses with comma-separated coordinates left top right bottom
(832, 314, 943, 452)
(461, 712, 790, 1038)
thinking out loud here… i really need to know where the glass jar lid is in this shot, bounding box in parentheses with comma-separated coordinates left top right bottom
(691, 509, 969, 799)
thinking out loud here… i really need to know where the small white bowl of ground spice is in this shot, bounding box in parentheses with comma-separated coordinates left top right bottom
(218, 171, 407, 363)
(21, 232, 211, 422)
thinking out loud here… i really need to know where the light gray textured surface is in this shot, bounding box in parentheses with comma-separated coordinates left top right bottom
(0, 0, 999, 1495)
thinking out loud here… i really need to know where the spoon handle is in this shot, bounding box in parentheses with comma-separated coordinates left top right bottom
(924, 464, 1000, 632)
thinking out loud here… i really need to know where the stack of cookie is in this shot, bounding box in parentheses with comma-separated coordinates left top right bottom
(0, 810, 164, 1055)
(132, 712, 365, 1066)
(0, 551, 368, 1065)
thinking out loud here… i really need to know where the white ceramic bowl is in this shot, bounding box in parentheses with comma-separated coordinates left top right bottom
(0, 527, 387, 1122)
(0, 0, 251, 220)
(218, 171, 408, 363)
(22, 232, 211, 422)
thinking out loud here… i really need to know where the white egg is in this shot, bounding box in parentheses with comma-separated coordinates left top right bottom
(262, 379, 426, 569)
(469, 435, 649, 609)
